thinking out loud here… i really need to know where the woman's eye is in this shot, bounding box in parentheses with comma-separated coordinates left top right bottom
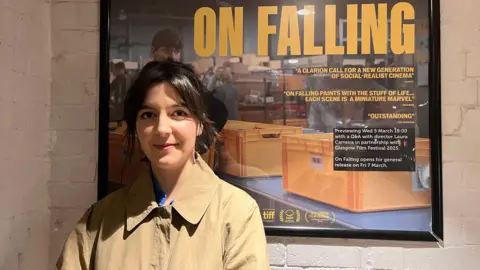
(172, 110, 189, 117)
(140, 112, 155, 119)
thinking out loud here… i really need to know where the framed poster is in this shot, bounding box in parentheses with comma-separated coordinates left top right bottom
(98, 0, 443, 242)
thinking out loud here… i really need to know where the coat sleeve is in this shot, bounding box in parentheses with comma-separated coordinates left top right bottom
(55, 204, 100, 270)
(223, 200, 270, 270)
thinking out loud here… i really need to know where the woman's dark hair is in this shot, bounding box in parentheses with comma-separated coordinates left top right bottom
(122, 60, 217, 161)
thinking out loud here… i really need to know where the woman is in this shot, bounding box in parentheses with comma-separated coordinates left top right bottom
(56, 60, 270, 270)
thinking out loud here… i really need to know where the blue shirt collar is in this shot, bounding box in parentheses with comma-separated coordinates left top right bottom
(149, 166, 173, 206)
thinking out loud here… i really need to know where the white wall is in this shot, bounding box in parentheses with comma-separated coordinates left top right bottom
(49, 0, 99, 268)
(0, 0, 51, 269)
(1, 0, 480, 269)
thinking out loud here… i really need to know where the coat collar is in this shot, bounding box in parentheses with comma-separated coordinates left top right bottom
(126, 154, 220, 231)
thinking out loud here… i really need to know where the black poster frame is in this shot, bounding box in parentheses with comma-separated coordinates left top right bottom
(97, 0, 443, 242)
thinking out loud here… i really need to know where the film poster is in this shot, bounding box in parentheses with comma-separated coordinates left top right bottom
(107, 0, 433, 233)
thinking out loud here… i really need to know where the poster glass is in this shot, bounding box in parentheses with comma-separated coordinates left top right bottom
(104, 0, 440, 239)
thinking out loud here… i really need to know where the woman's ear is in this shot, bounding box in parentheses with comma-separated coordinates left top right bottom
(197, 123, 203, 136)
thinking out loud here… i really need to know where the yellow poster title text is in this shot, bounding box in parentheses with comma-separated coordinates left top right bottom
(194, 3, 415, 57)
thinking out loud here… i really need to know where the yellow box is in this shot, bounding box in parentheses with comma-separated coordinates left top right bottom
(282, 133, 431, 212)
(272, 118, 308, 128)
(218, 120, 303, 178)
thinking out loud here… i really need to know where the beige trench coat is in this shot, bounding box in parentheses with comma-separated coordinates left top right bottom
(56, 156, 270, 270)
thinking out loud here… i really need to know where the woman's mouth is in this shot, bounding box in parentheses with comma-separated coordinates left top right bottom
(153, 143, 179, 150)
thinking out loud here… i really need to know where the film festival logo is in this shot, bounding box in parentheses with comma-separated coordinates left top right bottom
(305, 211, 336, 224)
(262, 209, 276, 223)
(279, 209, 301, 224)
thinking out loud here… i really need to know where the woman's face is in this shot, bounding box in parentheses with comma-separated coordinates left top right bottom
(136, 82, 199, 169)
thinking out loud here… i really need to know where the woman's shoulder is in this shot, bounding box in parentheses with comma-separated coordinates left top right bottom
(196, 158, 258, 211)
(77, 186, 130, 230)
(215, 178, 260, 217)
(94, 185, 130, 208)
(56, 186, 134, 268)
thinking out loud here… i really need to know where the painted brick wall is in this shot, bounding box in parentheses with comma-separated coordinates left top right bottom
(1, 0, 480, 269)
(0, 0, 51, 269)
(48, 0, 100, 269)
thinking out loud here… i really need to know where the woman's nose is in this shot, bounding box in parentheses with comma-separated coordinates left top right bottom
(155, 115, 172, 135)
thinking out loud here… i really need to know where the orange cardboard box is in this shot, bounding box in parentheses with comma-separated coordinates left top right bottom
(282, 133, 431, 213)
(272, 118, 308, 128)
(218, 120, 303, 178)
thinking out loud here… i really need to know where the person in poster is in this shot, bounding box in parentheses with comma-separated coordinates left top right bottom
(150, 28, 182, 62)
(106, 0, 433, 234)
(109, 61, 132, 125)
